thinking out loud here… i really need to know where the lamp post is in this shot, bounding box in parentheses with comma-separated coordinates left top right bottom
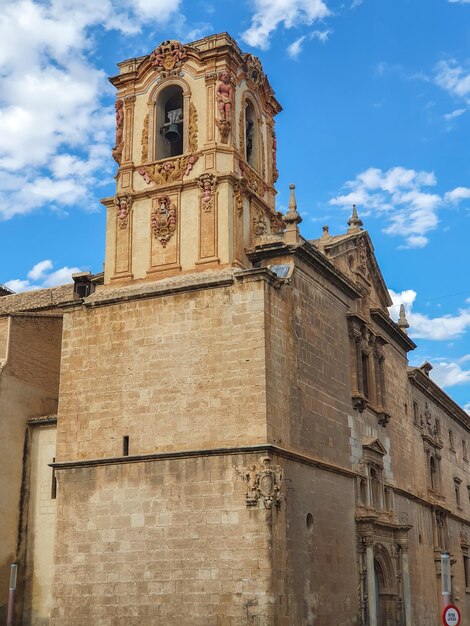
(6, 563, 18, 626)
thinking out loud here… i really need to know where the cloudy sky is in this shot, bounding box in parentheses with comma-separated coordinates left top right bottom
(0, 0, 469, 410)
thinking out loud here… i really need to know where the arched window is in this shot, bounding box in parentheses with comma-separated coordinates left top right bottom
(156, 85, 184, 160)
(429, 455, 437, 490)
(245, 100, 258, 170)
(370, 467, 381, 509)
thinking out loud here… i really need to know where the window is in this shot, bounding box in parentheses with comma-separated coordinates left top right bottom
(244, 99, 258, 170)
(454, 477, 462, 508)
(429, 456, 437, 491)
(156, 85, 184, 160)
(51, 457, 57, 500)
(413, 401, 419, 425)
(362, 353, 370, 399)
(467, 485, 470, 504)
(449, 429, 455, 451)
(435, 418, 440, 438)
(463, 552, 470, 590)
(123, 436, 129, 456)
(463, 440, 468, 461)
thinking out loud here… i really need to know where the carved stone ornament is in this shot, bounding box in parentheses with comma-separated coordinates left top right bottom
(112, 99, 124, 165)
(141, 114, 149, 164)
(270, 211, 286, 233)
(236, 456, 283, 509)
(139, 154, 199, 186)
(234, 178, 247, 215)
(253, 207, 270, 237)
(239, 161, 267, 198)
(150, 40, 187, 76)
(242, 54, 264, 90)
(271, 127, 279, 183)
(239, 110, 245, 156)
(151, 196, 177, 247)
(188, 102, 198, 153)
(114, 195, 133, 229)
(197, 173, 217, 212)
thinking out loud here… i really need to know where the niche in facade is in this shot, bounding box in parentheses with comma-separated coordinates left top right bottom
(245, 99, 258, 170)
(156, 85, 184, 160)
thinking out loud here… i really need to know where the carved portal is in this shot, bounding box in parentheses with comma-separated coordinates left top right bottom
(150, 40, 187, 76)
(151, 196, 177, 247)
(236, 457, 283, 509)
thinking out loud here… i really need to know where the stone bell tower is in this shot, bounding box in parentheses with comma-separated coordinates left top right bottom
(103, 33, 283, 283)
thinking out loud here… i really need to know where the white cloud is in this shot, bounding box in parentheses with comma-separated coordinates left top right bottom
(443, 108, 466, 120)
(430, 360, 470, 388)
(464, 402, 470, 415)
(435, 59, 470, 102)
(448, 0, 470, 4)
(389, 289, 470, 341)
(287, 36, 306, 59)
(351, 0, 363, 7)
(330, 166, 470, 247)
(241, 0, 330, 50)
(4, 260, 82, 293)
(0, 0, 183, 221)
(444, 186, 470, 204)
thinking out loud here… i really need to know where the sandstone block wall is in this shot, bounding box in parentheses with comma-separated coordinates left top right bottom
(52, 454, 277, 626)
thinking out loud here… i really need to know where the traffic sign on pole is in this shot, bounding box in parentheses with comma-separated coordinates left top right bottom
(442, 604, 461, 626)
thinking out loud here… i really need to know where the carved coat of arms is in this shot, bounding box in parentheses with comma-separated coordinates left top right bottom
(236, 456, 283, 509)
(151, 196, 177, 247)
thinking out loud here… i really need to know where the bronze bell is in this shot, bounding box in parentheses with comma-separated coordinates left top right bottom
(163, 123, 181, 143)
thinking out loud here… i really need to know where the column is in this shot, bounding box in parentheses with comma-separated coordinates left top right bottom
(364, 536, 377, 626)
(399, 540, 412, 626)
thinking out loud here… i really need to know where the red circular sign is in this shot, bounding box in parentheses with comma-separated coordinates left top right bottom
(442, 604, 461, 626)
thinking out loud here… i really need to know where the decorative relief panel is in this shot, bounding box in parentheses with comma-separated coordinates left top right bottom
(197, 173, 217, 212)
(151, 196, 177, 247)
(150, 40, 187, 76)
(239, 161, 267, 198)
(114, 195, 133, 229)
(141, 114, 149, 164)
(112, 99, 124, 165)
(236, 457, 283, 510)
(139, 154, 198, 186)
(242, 54, 265, 90)
(188, 102, 198, 153)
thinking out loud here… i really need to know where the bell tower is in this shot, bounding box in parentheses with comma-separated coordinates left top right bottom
(103, 33, 283, 283)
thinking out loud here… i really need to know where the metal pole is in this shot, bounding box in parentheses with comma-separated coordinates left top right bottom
(441, 552, 451, 609)
(6, 563, 18, 626)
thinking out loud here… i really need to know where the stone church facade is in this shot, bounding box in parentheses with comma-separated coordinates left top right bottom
(1, 32, 469, 626)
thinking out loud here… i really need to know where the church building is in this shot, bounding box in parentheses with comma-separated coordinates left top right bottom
(1, 32, 470, 626)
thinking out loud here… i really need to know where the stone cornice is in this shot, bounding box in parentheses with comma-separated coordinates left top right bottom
(408, 367, 470, 431)
(370, 308, 416, 353)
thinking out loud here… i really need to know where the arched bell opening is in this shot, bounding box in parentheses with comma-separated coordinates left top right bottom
(155, 85, 184, 160)
(245, 99, 259, 171)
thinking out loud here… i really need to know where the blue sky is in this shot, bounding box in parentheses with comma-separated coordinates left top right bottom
(0, 0, 469, 410)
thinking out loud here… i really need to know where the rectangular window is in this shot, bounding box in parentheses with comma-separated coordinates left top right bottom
(435, 418, 440, 437)
(51, 457, 57, 500)
(362, 353, 370, 399)
(449, 429, 455, 451)
(404, 403, 408, 415)
(454, 478, 462, 507)
(413, 401, 419, 425)
(123, 436, 129, 456)
(464, 554, 470, 589)
(463, 440, 468, 461)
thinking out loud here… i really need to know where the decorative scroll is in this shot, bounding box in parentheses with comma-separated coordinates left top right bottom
(112, 99, 124, 165)
(151, 196, 177, 247)
(197, 173, 217, 212)
(236, 456, 283, 510)
(150, 40, 187, 76)
(141, 114, 149, 164)
(114, 195, 133, 229)
(188, 102, 198, 153)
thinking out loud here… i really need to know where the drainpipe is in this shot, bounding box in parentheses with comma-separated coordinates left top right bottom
(7, 563, 18, 626)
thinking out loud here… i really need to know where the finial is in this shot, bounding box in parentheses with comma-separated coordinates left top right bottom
(322, 225, 329, 238)
(347, 204, 363, 234)
(284, 183, 302, 226)
(397, 304, 410, 333)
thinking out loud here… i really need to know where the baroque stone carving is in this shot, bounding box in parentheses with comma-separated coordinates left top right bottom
(139, 154, 199, 186)
(114, 195, 133, 229)
(188, 102, 198, 153)
(112, 99, 124, 165)
(260, 132, 266, 180)
(253, 207, 270, 237)
(141, 114, 149, 164)
(151, 196, 177, 247)
(197, 173, 217, 212)
(239, 161, 267, 198)
(270, 211, 286, 233)
(216, 70, 233, 144)
(236, 456, 283, 509)
(243, 54, 264, 90)
(239, 110, 245, 156)
(271, 128, 279, 183)
(150, 40, 187, 76)
(234, 178, 247, 215)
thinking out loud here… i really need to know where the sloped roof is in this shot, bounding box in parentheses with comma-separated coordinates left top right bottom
(0, 284, 73, 316)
